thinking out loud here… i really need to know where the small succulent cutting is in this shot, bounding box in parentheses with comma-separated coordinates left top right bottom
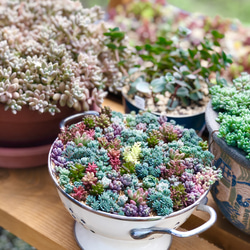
(51, 107, 222, 217)
(210, 72, 250, 159)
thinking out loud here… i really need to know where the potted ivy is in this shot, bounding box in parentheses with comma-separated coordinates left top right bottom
(0, 0, 136, 168)
(205, 72, 250, 234)
(121, 27, 232, 131)
(48, 107, 222, 250)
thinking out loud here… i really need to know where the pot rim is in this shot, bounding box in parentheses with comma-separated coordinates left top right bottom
(205, 100, 250, 169)
(121, 88, 206, 119)
(48, 139, 209, 222)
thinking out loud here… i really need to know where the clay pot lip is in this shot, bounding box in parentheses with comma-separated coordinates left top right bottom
(205, 100, 250, 169)
(0, 144, 50, 168)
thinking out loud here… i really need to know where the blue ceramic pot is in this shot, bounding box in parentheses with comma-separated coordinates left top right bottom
(122, 94, 205, 132)
(205, 101, 250, 235)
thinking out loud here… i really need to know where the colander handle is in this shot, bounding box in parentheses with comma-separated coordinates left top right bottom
(59, 111, 99, 130)
(130, 203, 216, 239)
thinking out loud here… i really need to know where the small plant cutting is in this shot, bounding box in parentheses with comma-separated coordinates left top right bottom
(50, 107, 222, 217)
(0, 0, 136, 115)
(123, 27, 232, 116)
(209, 72, 250, 159)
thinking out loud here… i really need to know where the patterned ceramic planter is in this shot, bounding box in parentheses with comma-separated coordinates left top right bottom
(205, 101, 250, 235)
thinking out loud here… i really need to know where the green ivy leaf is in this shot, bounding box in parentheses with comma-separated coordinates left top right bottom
(188, 48, 197, 58)
(156, 37, 173, 46)
(118, 60, 125, 66)
(200, 50, 211, 60)
(118, 45, 127, 50)
(140, 54, 155, 62)
(151, 76, 166, 93)
(179, 96, 189, 106)
(136, 81, 151, 94)
(165, 83, 175, 93)
(167, 99, 179, 110)
(193, 78, 201, 89)
(135, 45, 143, 51)
(211, 30, 224, 39)
(106, 43, 117, 50)
(176, 87, 189, 97)
(189, 92, 200, 101)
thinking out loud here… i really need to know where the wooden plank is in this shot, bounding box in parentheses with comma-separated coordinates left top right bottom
(103, 95, 124, 113)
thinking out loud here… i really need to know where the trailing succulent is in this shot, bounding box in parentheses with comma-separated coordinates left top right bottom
(210, 72, 250, 159)
(0, 0, 137, 115)
(51, 107, 222, 217)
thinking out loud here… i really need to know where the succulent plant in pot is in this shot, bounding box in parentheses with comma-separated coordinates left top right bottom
(122, 26, 232, 131)
(48, 107, 222, 250)
(205, 72, 250, 234)
(0, 0, 136, 168)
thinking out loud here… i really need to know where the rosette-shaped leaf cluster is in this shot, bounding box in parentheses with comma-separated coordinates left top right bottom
(0, 0, 137, 114)
(51, 108, 222, 217)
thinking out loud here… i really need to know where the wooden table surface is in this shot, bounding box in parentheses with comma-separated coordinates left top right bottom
(0, 95, 249, 250)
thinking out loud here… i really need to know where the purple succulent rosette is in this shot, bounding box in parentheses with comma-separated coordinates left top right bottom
(51, 107, 222, 217)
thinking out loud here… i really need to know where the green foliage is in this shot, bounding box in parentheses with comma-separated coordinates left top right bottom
(127, 28, 232, 109)
(210, 72, 250, 159)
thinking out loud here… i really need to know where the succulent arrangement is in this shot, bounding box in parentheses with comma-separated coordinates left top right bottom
(50, 107, 222, 217)
(0, 0, 136, 115)
(210, 72, 250, 159)
(123, 27, 232, 115)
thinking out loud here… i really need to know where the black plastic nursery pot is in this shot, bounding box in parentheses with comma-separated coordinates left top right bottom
(205, 101, 250, 235)
(122, 93, 205, 133)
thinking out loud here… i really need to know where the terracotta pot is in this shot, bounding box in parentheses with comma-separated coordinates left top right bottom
(0, 105, 76, 148)
(205, 101, 250, 235)
(0, 104, 100, 168)
(122, 93, 205, 133)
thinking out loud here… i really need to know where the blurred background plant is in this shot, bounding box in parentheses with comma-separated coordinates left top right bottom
(0, 228, 35, 250)
(167, 0, 250, 25)
(107, 0, 250, 83)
